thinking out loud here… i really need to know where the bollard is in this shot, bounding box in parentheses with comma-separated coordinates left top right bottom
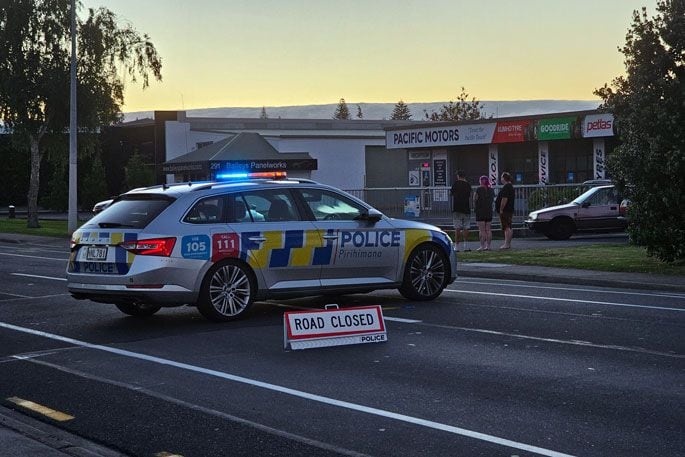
(8, 205, 15, 219)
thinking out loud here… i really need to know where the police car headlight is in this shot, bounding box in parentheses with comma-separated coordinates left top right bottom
(528, 212, 538, 221)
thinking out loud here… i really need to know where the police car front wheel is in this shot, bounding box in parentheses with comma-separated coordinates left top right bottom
(399, 244, 448, 301)
(198, 260, 256, 322)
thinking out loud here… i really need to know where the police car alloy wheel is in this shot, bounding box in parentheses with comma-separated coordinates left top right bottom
(399, 244, 448, 301)
(115, 303, 162, 317)
(198, 259, 256, 322)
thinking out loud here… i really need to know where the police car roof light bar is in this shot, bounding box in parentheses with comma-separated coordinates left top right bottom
(216, 171, 287, 181)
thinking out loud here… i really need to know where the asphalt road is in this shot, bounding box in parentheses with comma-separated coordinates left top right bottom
(0, 237, 683, 457)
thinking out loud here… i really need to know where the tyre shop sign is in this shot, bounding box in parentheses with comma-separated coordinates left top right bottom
(284, 305, 387, 350)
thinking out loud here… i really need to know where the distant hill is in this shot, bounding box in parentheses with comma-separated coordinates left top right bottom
(123, 100, 600, 123)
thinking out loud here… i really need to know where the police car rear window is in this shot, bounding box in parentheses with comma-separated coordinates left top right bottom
(88, 197, 173, 229)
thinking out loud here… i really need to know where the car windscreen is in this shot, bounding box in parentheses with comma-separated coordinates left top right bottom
(84, 196, 174, 229)
(571, 187, 600, 205)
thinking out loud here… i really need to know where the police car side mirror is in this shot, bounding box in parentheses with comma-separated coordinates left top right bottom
(581, 201, 591, 208)
(355, 208, 383, 224)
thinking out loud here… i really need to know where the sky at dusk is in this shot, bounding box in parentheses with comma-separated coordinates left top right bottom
(81, 0, 654, 112)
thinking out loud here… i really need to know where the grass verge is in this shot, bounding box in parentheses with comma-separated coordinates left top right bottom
(0, 218, 74, 238)
(458, 244, 685, 276)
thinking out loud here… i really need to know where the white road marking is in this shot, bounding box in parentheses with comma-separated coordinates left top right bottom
(445, 289, 685, 312)
(458, 279, 685, 299)
(0, 321, 575, 457)
(384, 316, 422, 323)
(12, 273, 67, 282)
(0, 252, 67, 261)
(23, 358, 372, 457)
(0, 291, 32, 298)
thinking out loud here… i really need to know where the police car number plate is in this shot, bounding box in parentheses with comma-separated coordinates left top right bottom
(86, 246, 108, 261)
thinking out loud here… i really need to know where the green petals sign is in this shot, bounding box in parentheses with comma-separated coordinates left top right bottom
(536, 117, 579, 141)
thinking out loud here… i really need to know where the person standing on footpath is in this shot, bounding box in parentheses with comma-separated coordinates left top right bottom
(495, 172, 515, 250)
(450, 170, 472, 251)
(473, 175, 495, 251)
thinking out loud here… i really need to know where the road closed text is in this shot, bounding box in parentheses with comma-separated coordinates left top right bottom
(285, 306, 385, 339)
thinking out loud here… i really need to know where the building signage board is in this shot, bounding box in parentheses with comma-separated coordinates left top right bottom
(386, 123, 497, 149)
(283, 305, 387, 350)
(488, 145, 499, 186)
(536, 117, 578, 141)
(538, 142, 549, 185)
(582, 114, 614, 138)
(433, 159, 447, 186)
(493, 120, 534, 143)
(593, 139, 606, 180)
(213, 159, 318, 172)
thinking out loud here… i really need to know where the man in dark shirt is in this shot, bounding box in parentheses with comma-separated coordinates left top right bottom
(450, 170, 472, 251)
(496, 172, 515, 249)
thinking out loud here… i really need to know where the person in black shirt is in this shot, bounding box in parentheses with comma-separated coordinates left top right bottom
(450, 170, 472, 251)
(495, 172, 515, 249)
(474, 175, 495, 250)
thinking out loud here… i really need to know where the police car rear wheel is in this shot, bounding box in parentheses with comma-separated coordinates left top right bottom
(115, 303, 161, 317)
(198, 260, 256, 322)
(399, 244, 448, 301)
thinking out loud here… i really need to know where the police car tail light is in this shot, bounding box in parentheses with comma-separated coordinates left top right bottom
(70, 237, 77, 250)
(119, 237, 176, 257)
(216, 171, 287, 180)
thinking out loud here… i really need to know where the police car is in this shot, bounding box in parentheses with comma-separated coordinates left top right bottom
(67, 172, 457, 321)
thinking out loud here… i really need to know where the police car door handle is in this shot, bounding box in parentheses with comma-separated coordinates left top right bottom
(248, 236, 267, 243)
(322, 234, 337, 240)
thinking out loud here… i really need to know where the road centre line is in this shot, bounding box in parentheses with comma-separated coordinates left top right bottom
(445, 290, 685, 312)
(0, 252, 67, 261)
(458, 279, 685, 300)
(0, 321, 575, 457)
(12, 273, 67, 281)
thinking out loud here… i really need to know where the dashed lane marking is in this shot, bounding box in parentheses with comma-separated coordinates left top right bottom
(445, 289, 685, 312)
(0, 252, 67, 261)
(1, 321, 575, 457)
(12, 273, 67, 281)
(7, 396, 74, 421)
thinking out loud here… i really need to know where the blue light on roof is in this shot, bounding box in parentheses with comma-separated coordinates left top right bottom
(216, 172, 249, 180)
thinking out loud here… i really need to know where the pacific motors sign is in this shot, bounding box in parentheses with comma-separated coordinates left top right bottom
(386, 123, 497, 149)
(582, 114, 614, 138)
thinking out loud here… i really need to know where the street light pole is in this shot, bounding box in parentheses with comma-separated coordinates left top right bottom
(68, 0, 78, 233)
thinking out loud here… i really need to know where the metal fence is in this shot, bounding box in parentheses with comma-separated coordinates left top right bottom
(343, 184, 588, 226)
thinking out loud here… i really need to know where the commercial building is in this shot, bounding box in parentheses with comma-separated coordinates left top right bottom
(103, 109, 615, 196)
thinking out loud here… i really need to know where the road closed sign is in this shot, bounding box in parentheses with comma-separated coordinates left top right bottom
(284, 305, 387, 350)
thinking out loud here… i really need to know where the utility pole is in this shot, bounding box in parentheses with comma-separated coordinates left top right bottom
(68, 0, 78, 232)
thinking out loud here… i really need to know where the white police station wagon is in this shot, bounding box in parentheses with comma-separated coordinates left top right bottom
(67, 173, 457, 321)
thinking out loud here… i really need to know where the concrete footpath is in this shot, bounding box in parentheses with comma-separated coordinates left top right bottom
(0, 231, 683, 456)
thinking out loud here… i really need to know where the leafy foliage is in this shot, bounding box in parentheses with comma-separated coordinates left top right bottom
(424, 87, 487, 121)
(124, 150, 155, 190)
(390, 100, 412, 120)
(0, 0, 162, 226)
(333, 98, 350, 120)
(594, 0, 684, 262)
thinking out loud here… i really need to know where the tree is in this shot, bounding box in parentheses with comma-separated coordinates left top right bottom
(391, 100, 412, 120)
(333, 98, 350, 120)
(0, 1, 162, 228)
(356, 104, 363, 119)
(260, 106, 268, 119)
(423, 87, 487, 121)
(124, 149, 155, 190)
(594, 0, 684, 262)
